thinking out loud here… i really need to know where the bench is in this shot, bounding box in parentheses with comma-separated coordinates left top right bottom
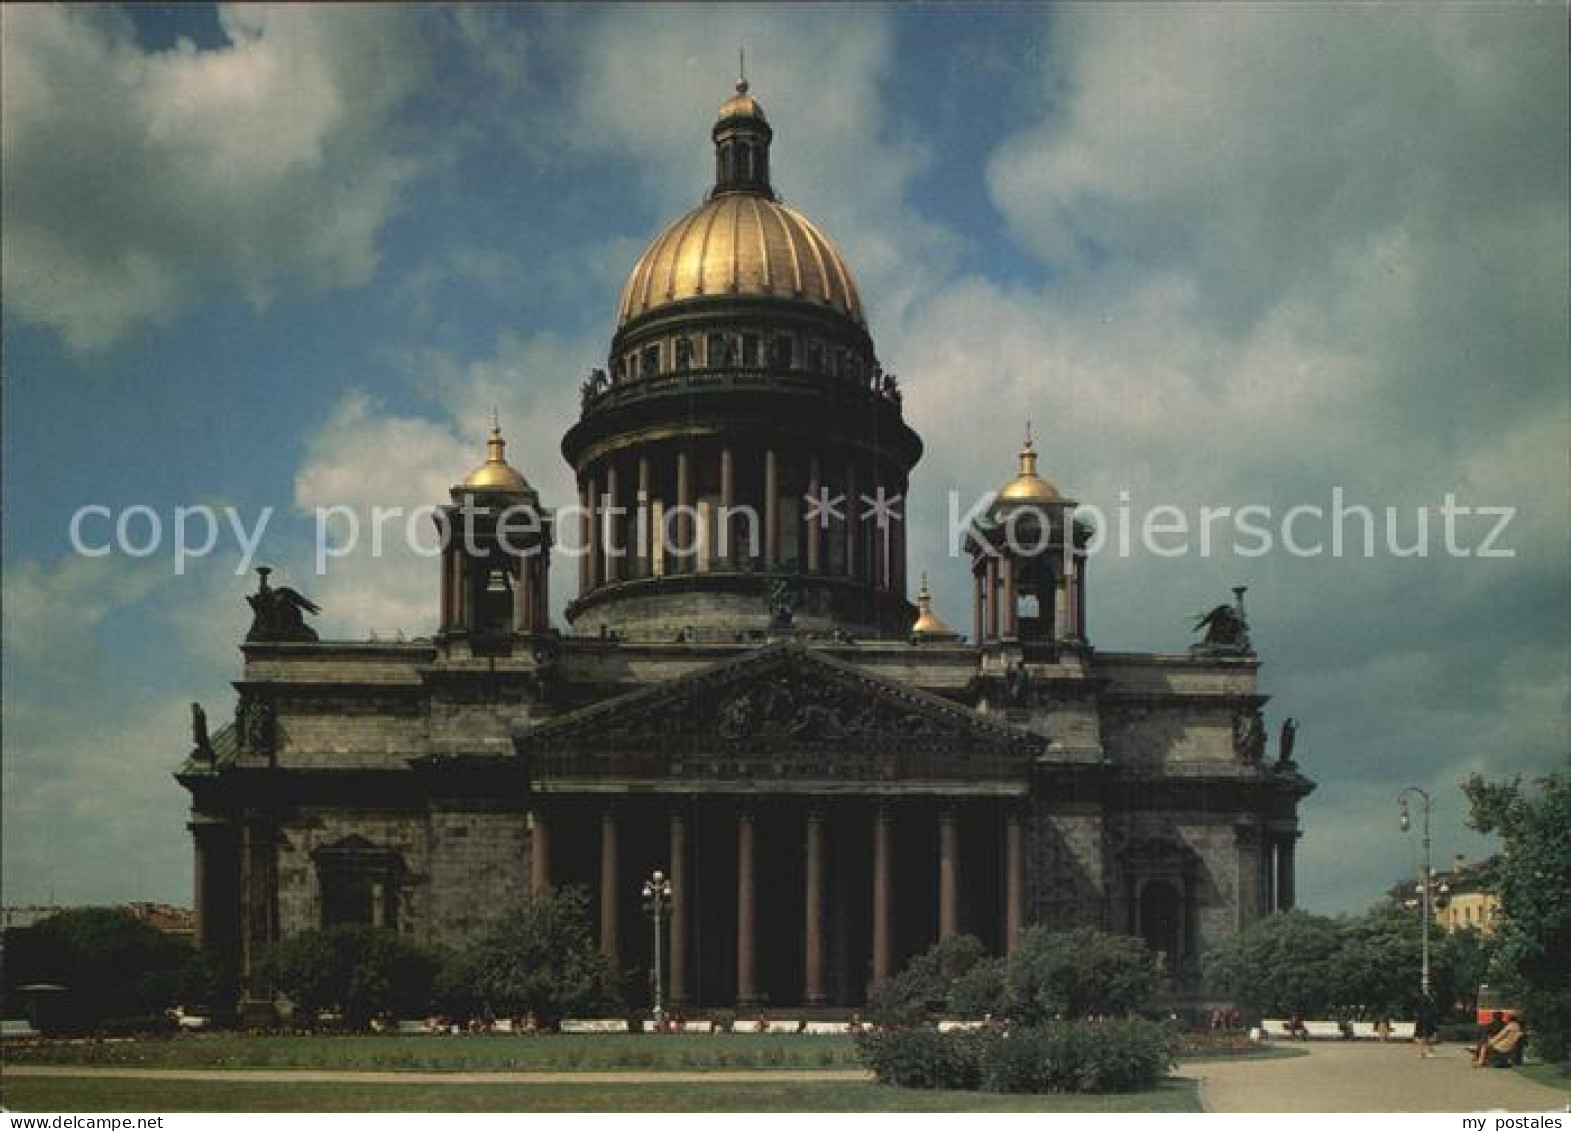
(1, 1019, 39, 1038)
(560, 1018, 628, 1033)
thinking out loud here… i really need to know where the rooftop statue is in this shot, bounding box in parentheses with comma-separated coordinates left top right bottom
(246, 567, 321, 643)
(1191, 586, 1253, 654)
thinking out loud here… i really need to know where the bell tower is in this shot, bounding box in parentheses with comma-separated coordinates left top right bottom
(969, 433, 1089, 652)
(437, 419, 553, 645)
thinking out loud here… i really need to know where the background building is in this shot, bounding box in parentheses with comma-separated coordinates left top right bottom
(179, 81, 1313, 1012)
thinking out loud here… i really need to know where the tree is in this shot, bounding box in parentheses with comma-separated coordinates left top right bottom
(455, 886, 615, 1028)
(1204, 910, 1343, 1016)
(256, 925, 438, 1029)
(866, 934, 1004, 1025)
(1004, 927, 1166, 1022)
(1331, 904, 1426, 1018)
(2, 908, 200, 1030)
(1464, 771, 1571, 1063)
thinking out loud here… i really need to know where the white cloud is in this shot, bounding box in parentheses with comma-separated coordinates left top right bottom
(1, 4, 429, 352)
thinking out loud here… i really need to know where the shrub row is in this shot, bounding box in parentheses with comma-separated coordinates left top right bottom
(857, 1017, 1173, 1094)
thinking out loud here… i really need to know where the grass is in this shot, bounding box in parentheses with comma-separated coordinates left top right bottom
(1517, 1061, 1571, 1091)
(0, 1075, 1203, 1112)
(1177, 1043, 1309, 1063)
(4, 1033, 863, 1073)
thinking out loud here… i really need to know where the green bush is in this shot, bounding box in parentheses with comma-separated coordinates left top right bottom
(866, 934, 1003, 1026)
(859, 1018, 1172, 1094)
(1525, 987, 1570, 1066)
(96, 1013, 179, 1038)
(855, 1026, 988, 1090)
(1004, 927, 1166, 1023)
(256, 926, 438, 1029)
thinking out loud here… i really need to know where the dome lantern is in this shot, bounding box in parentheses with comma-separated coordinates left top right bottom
(712, 77, 773, 198)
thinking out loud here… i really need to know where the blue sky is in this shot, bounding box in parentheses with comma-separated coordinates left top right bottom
(3, 3, 1567, 913)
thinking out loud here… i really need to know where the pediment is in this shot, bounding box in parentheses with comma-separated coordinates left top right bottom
(519, 642, 1038, 784)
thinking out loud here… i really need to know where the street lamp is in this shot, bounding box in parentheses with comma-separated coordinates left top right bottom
(642, 869, 673, 1029)
(1398, 787, 1433, 999)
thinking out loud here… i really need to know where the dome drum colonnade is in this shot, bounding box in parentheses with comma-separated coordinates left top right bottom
(561, 80, 921, 641)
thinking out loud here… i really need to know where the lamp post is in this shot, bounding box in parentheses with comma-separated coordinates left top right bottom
(1398, 787, 1433, 999)
(642, 869, 672, 1029)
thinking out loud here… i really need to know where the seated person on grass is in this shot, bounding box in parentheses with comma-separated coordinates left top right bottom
(1476, 1015, 1525, 1068)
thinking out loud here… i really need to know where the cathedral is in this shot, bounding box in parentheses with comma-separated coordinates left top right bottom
(179, 80, 1313, 1013)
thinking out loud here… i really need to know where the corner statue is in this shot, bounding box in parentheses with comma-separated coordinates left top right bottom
(246, 567, 321, 642)
(1191, 586, 1253, 655)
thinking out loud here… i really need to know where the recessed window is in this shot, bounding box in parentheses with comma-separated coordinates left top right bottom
(770, 335, 793, 367)
(742, 334, 759, 366)
(676, 337, 692, 371)
(642, 346, 659, 378)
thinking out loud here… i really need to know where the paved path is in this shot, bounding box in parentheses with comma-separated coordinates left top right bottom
(1180, 1042, 1571, 1113)
(9, 1045, 1568, 1111)
(3, 1066, 871, 1086)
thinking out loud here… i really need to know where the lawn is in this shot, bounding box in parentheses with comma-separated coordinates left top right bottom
(1517, 1061, 1571, 1091)
(4, 1033, 862, 1072)
(0, 1075, 1202, 1113)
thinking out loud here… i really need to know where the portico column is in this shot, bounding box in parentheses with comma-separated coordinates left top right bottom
(669, 808, 689, 1007)
(720, 445, 736, 565)
(190, 824, 210, 952)
(637, 454, 652, 578)
(529, 807, 551, 898)
(871, 802, 893, 986)
(1003, 558, 1019, 638)
(939, 804, 960, 939)
(973, 569, 985, 645)
(513, 558, 532, 634)
(599, 805, 620, 965)
(985, 558, 1001, 641)
(804, 804, 827, 1005)
(603, 462, 620, 583)
(440, 548, 455, 631)
(806, 454, 822, 572)
(676, 448, 692, 573)
(578, 482, 590, 593)
(737, 805, 759, 1005)
(764, 448, 780, 568)
(845, 461, 860, 579)
(1005, 806, 1026, 952)
(1276, 833, 1297, 912)
(586, 472, 601, 588)
(536, 557, 549, 631)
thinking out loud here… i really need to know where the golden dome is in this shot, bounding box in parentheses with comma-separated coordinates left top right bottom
(911, 574, 955, 637)
(616, 192, 864, 330)
(463, 420, 532, 493)
(997, 435, 1064, 505)
(717, 78, 767, 124)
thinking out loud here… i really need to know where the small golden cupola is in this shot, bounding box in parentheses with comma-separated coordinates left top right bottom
(996, 429, 1063, 506)
(911, 573, 957, 640)
(464, 415, 533, 494)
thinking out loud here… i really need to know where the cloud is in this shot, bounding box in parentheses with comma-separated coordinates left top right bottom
(1, 4, 429, 353)
(891, 4, 1568, 911)
(1, 554, 245, 905)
